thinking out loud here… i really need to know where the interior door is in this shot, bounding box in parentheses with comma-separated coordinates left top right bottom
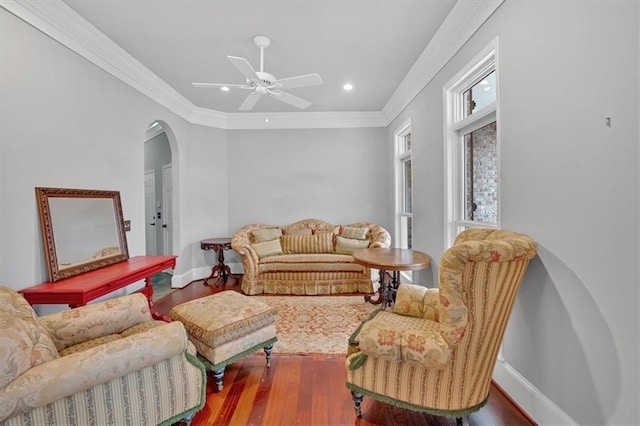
(161, 164, 173, 255)
(144, 170, 157, 255)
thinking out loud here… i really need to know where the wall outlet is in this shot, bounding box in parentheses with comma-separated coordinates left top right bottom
(124, 220, 131, 232)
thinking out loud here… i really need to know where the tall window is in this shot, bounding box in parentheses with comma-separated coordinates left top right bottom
(444, 40, 499, 246)
(395, 121, 413, 280)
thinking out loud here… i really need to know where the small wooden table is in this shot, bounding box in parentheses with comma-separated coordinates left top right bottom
(201, 238, 232, 285)
(352, 248, 431, 309)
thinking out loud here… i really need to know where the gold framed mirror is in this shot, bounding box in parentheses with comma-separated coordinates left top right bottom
(36, 187, 129, 281)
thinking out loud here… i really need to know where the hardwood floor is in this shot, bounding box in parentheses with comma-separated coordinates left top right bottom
(157, 277, 536, 426)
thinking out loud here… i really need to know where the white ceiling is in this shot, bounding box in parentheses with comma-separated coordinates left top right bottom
(63, 0, 456, 114)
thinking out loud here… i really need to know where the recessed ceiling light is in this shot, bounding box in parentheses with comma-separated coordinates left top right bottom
(343, 83, 353, 91)
(220, 86, 230, 92)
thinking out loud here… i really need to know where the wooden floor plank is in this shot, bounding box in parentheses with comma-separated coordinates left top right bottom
(167, 276, 536, 426)
(227, 359, 264, 425)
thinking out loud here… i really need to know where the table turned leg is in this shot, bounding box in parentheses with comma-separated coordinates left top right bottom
(364, 269, 386, 305)
(144, 276, 171, 322)
(386, 271, 401, 309)
(204, 244, 232, 286)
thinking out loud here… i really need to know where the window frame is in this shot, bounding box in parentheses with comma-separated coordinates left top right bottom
(394, 119, 413, 282)
(443, 39, 501, 247)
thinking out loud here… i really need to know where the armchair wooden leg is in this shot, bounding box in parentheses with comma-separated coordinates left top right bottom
(264, 343, 274, 367)
(213, 367, 225, 392)
(351, 390, 364, 417)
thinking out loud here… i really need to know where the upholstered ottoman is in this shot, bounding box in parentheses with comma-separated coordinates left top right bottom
(169, 290, 277, 391)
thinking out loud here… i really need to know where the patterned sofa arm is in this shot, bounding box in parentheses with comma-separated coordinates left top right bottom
(0, 321, 190, 422)
(231, 223, 276, 278)
(343, 222, 391, 248)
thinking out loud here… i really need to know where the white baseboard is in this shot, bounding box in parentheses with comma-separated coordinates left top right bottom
(171, 262, 242, 288)
(493, 359, 576, 425)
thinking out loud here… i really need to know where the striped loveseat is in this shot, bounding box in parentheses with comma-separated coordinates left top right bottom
(231, 218, 391, 295)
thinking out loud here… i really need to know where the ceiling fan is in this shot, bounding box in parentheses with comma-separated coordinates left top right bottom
(192, 35, 323, 111)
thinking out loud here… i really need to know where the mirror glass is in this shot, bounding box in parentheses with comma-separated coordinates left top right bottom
(36, 187, 129, 281)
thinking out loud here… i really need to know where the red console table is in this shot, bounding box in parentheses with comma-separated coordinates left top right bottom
(20, 255, 177, 321)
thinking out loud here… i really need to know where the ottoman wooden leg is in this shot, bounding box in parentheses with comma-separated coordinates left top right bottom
(213, 366, 225, 392)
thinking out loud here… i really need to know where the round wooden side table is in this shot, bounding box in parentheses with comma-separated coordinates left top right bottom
(352, 248, 431, 309)
(200, 237, 233, 285)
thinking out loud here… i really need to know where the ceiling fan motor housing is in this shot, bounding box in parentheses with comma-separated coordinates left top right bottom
(253, 71, 276, 86)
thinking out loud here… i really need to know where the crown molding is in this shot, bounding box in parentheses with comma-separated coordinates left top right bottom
(382, 0, 504, 125)
(2, 0, 502, 130)
(0, 0, 196, 122)
(189, 107, 229, 129)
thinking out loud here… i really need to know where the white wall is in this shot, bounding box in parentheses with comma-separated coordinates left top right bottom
(227, 127, 391, 231)
(0, 9, 227, 295)
(389, 1, 639, 424)
(172, 123, 229, 284)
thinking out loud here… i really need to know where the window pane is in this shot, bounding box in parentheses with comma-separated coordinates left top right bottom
(464, 121, 497, 224)
(400, 215, 412, 249)
(401, 132, 411, 153)
(403, 159, 412, 213)
(463, 70, 496, 118)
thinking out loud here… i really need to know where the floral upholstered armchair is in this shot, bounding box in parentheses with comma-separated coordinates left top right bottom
(0, 287, 206, 426)
(345, 229, 537, 424)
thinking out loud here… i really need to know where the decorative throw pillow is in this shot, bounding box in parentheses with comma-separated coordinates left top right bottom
(314, 226, 341, 235)
(335, 235, 369, 254)
(341, 226, 369, 240)
(251, 239, 283, 258)
(251, 228, 283, 243)
(282, 228, 313, 236)
(393, 284, 428, 318)
(281, 233, 334, 254)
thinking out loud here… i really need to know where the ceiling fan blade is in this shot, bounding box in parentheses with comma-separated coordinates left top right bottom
(192, 82, 251, 89)
(269, 90, 311, 110)
(239, 92, 262, 111)
(227, 56, 260, 83)
(274, 73, 323, 90)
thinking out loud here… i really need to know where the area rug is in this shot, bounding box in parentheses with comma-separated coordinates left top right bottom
(254, 295, 378, 355)
(151, 272, 176, 301)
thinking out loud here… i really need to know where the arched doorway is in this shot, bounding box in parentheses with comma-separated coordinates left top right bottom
(144, 121, 173, 256)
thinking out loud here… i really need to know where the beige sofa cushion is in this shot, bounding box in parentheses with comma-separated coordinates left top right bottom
(281, 233, 334, 254)
(393, 283, 428, 318)
(356, 310, 452, 369)
(251, 228, 283, 243)
(341, 226, 369, 240)
(314, 225, 341, 235)
(252, 239, 283, 258)
(259, 253, 365, 273)
(335, 235, 370, 254)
